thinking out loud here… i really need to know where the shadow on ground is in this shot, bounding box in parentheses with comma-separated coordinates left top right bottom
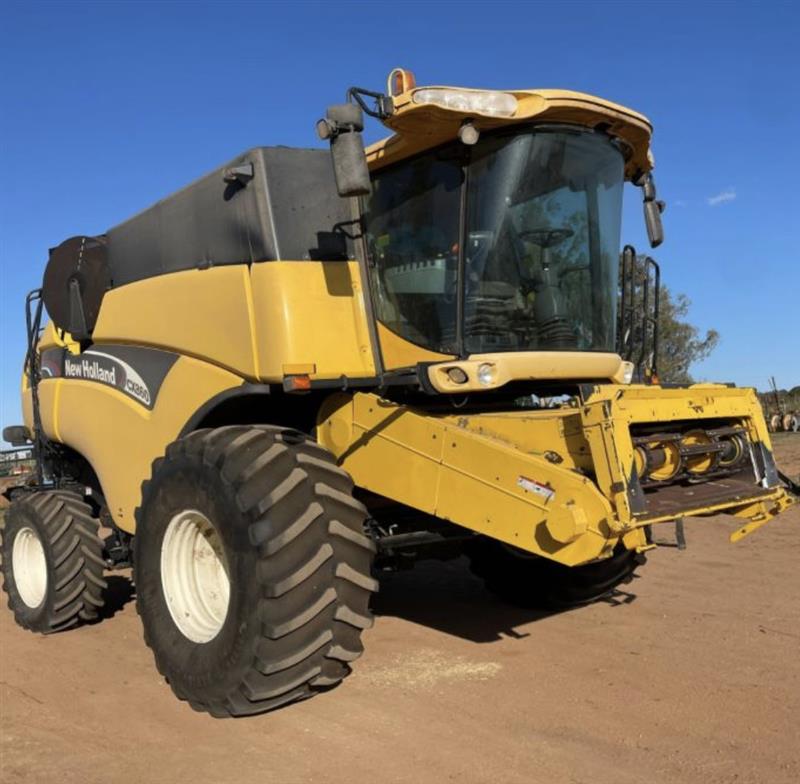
(97, 573, 135, 620)
(91, 556, 639, 643)
(371, 556, 638, 644)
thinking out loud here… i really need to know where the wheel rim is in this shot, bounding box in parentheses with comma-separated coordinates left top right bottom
(12, 526, 48, 608)
(160, 509, 230, 644)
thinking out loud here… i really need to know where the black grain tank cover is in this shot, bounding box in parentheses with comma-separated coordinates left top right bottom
(106, 146, 355, 288)
(43, 235, 111, 338)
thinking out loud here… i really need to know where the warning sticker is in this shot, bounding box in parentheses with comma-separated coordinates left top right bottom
(517, 475, 555, 502)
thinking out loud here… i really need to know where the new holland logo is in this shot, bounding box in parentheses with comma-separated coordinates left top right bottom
(63, 351, 152, 407)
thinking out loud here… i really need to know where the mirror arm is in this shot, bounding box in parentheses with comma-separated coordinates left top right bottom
(346, 86, 394, 120)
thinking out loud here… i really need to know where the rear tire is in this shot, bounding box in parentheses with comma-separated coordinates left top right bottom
(134, 425, 377, 717)
(0, 490, 107, 632)
(467, 538, 644, 609)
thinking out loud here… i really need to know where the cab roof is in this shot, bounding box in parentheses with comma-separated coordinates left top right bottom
(366, 76, 654, 180)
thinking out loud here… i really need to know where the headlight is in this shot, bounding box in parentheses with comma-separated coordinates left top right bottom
(622, 362, 634, 384)
(412, 88, 518, 118)
(477, 363, 497, 387)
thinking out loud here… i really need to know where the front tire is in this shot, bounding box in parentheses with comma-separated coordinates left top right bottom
(467, 538, 644, 609)
(134, 426, 377, 717)
(0, 490, 107, 632)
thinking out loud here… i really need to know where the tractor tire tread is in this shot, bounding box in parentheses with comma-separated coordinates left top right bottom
(0, 490, 107, 633)
(135, 425, 375, 717)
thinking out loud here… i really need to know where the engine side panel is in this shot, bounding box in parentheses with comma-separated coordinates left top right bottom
(91, 261, 377, 383)
(92, 266, 260, 380)
(37, 346, 243, 532)
(250, 261, 376, 380)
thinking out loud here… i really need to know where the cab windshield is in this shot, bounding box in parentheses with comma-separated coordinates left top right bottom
(365, 127, 625, 356)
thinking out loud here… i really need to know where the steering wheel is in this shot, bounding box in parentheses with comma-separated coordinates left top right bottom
(517, 227, 579, 296)
(518, 227, 574, 248)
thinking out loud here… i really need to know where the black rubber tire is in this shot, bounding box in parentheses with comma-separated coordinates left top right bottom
(134, 425, 377, 717)
(0, 490, 107, 632)
(467, 538, 644, 610)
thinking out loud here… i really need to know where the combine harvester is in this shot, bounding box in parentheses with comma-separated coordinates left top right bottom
(2, 69, 796, 717)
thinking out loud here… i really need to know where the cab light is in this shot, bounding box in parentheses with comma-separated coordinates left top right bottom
(458, 121, 480, 145)
(412, 88, 518, 118)
(622, 362, 634, 384)
(283, 374, 311, 393)
(447, 367, 469, 384)
(477, 363, 497, 387)
(388, 68, 416, 96)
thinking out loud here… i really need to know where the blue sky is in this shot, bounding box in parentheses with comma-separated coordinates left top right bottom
(1, 0, 798, 433)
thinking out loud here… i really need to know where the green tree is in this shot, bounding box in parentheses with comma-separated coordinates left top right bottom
(656, 286, 719, 384)
(621, 257, 719, 384)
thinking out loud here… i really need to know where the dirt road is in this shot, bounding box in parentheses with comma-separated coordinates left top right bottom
(2, 436, 798, 784)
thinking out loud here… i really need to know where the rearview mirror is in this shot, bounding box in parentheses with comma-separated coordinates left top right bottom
(317, 103, 371, 198)
(644, 200, 664, 248)
(637, 172, 665, 248)
(2, 425, 31, 446)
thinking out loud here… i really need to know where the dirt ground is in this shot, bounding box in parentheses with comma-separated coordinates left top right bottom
(1, 435, 798, 784)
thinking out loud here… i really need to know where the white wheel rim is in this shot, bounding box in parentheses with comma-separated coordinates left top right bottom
(160, 509, 230, 644)
(12, 526, 48, 608)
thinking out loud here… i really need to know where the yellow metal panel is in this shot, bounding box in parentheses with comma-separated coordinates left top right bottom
(729, 494, 795, 542)
(442, 409, 592, 473)
(23, 323, 81, 432)
(38, 321, 67, 351)
(55, 355, 243, 533)
(375, 328, 626, 383)
(33, 381, 60, 442)
(318, 393, 443, 510)
(251, 261, 376, 380)
(348, 393, 443, 508)
(282, 363, 317, 375)
(426, 352, 628, 392)
(435, 424, 615, 560)
(318, 392, 616, 566)
(642, 490, 791, 527)
(377, 322, 455, 369)
(93, 266, 258, 379)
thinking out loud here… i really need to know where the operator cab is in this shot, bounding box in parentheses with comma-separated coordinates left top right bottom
(365, 126, 624, 356)
(318, 68, 665, 389)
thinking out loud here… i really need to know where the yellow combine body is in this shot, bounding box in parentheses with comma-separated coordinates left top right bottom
(2, 68, 794, 718)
